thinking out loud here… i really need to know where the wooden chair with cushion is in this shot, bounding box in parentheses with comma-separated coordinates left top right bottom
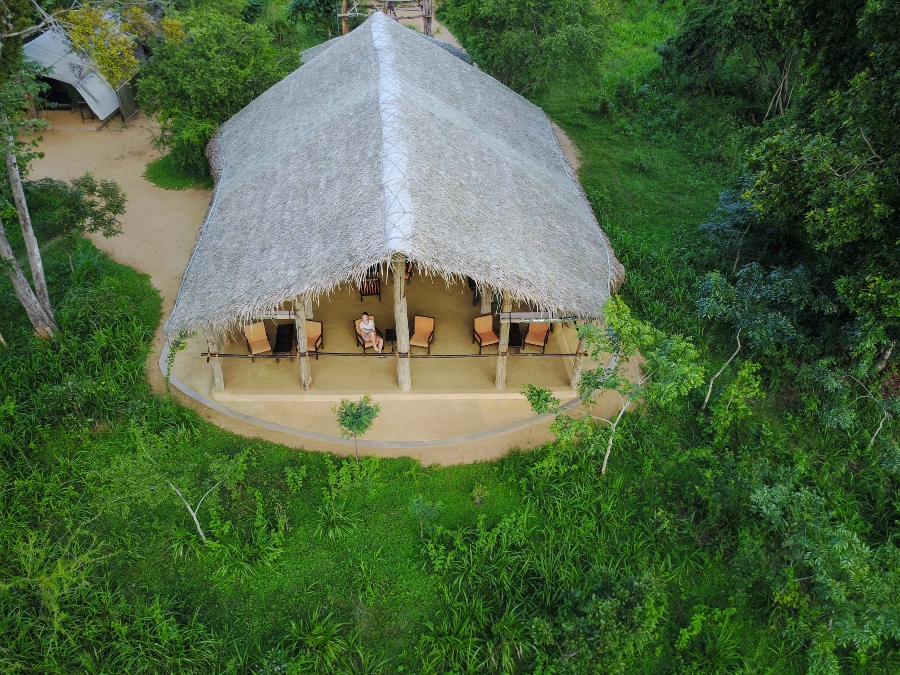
(359, 278, 381, 302)
(305, 320, 323, 359)
(354, 317, 384, 355)
(243, 321, 272, 361)
(473, 314, 499, 354)
(409, 315, 435, 354)
(523, 322, 550, 354)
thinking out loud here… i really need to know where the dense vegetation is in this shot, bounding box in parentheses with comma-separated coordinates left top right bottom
(2, 0, 898, 672)
(137, 0, 318, 179)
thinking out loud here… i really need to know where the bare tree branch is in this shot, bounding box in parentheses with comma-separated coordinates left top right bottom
(702, 329, 742, 410)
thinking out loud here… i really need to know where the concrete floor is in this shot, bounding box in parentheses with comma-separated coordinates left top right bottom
(169, 276, 610, 445)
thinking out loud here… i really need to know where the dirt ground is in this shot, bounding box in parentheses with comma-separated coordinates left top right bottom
(27, 29, 588, 463)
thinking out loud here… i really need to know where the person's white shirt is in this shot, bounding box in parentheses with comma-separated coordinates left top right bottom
(360, 317, 375, 338)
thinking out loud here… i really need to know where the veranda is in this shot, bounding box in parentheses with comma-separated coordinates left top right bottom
(171, 272, 599, 399)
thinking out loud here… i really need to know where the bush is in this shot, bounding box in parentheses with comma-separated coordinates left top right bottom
(440, 0, 607, 93)
(137, 8, 293, 177)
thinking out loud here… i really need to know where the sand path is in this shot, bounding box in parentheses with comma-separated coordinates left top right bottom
(29, 27, 586, 462)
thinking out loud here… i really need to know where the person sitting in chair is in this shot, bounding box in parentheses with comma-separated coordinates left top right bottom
(359, 312, 385, 357)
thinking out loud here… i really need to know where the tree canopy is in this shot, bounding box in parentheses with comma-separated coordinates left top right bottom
(137, 7, 292, 176)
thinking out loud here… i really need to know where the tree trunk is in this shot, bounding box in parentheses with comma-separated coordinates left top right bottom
(874, 341, 895, 372)
(0, 216, 55, 337)
(393, 256, 411, 391)
(570, 336, 586, 390)
(24, 92, 38, 120)
(294, 301, 312, 390)
(495, 296, 512, 389)
(5, 132, 52, 317)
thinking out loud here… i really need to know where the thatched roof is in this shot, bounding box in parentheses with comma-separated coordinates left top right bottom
(164, 12, 623, 340)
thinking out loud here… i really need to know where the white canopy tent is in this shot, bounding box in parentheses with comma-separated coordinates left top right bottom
(24, 30, 120, 121)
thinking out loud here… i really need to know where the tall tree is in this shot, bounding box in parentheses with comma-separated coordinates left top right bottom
(0, 55, 56, 335)
(0, 211, 54, 336)
(701, 0, 900, 371)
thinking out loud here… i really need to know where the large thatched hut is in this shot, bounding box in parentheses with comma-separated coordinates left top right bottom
(165, 12, 624, 393)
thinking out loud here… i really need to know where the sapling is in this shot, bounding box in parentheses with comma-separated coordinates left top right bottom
(95, 428, 246, 542)
(409, 495, 443, 538)
(521, 384, 560, 446)
(333, 394, 380, 462)
(575, 298, 704, 474)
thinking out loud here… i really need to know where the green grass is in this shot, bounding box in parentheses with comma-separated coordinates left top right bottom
(144, 153, 214, 190)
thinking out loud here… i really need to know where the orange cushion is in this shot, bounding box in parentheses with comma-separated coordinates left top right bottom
(476, 330, 499, 346)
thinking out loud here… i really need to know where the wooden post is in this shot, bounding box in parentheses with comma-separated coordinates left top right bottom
(207, 337, 225, 393)
(480, 288, 492, 315)
(382, 0, 389, 14)
(570, 336, 586, 390)
(393, 256, 412, 391)
(294, 301, 312, 390)
(341, 0, 349, 35)
(422, 0, 433, 36)
(304, 297, 314, 320)
(495, 296, 512, 389)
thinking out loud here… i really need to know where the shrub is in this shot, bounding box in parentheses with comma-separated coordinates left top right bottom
(137, 8, 292, 177)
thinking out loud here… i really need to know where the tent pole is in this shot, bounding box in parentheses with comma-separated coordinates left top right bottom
(495, 296, 512, 389)
(294, 300, 312, 390)
(570, 336, 586, 390)
(393, 255, 412, 391)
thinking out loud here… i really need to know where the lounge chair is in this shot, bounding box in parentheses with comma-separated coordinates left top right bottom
(409, 315, 435, 354)
(243, 321, 272, 361)
(354, 317, 384, 355)
(523, 322, 550, 354)
(473, 315, 499, 354)
(305, 320, 323, 359)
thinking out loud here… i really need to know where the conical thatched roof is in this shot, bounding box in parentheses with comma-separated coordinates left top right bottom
(164, 12, 623, 340)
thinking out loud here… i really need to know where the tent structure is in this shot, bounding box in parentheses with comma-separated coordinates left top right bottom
(165, 12, 624, 391)
(24, 30, 122, 121)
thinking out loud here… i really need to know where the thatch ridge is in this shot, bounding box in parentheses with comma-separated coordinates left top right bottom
(165, 13, 623, 341)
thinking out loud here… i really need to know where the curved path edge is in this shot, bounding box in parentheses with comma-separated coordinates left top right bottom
(159, 343, 578, 450)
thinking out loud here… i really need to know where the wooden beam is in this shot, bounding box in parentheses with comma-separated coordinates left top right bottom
(393, 256, 412, 390)
(495, 296, 512, 389)
(294, 301, 312, 390)
(341, 0, 350, 34)
(304, 297, 314, 320)
(570, 336, 586, 391)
